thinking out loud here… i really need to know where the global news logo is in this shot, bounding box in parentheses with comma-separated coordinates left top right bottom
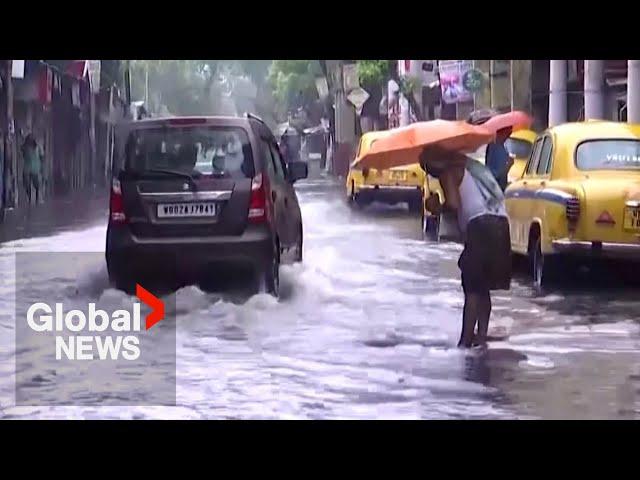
(25, 284, 164, 361)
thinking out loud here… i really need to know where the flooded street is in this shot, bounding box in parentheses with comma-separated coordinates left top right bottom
(2, 168, 640, 419)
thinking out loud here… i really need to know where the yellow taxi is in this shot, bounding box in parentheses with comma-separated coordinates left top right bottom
(505, 120, 640, 287)
(346, 130, 425, 212)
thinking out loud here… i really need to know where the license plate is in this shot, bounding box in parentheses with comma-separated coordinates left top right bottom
(390, 171, 406, 181)
(623, 206, 640, 231)
(157, 202, 217, 218)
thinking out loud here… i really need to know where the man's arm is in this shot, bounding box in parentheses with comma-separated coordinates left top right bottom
(440, 168, 462, 213)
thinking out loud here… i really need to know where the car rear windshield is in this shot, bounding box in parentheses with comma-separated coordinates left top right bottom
(576, 139, 640, 171)
(125, 126, 254, 178)
(505, 138, 533, 159)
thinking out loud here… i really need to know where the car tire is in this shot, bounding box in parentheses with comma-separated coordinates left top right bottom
(408, 197, 422, 214)
(531, 236, 560, 289)
(294, 224, 303, 263)
(423, 214, 441, 242)
(259, 242, 280, 298)
(348, 182, 359, 207)
(110, 271, 137, 295)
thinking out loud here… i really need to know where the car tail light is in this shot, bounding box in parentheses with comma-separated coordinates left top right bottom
(248, 173, 266, 223)
(110, 178, 126, 224)
(565, 196, 580, 231)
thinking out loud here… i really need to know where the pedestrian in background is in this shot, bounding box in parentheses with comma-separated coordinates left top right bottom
(484, 127, 514, 191)
(21, 134, 44, 205)
(467, 110, 513, 192)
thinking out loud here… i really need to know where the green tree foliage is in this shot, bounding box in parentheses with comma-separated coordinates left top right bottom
(356, 60, 394, 88)
(268, 60, 322, 119)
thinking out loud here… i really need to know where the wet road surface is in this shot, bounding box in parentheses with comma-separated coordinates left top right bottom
(2, 168, 640, 419)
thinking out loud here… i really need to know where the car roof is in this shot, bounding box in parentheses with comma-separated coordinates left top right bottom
(548, 120, 640, 142)
(124, 115, 254, 130)
(510, 129, 537, 143)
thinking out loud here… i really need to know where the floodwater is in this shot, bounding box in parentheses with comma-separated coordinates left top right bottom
(1, 168, 640, 419)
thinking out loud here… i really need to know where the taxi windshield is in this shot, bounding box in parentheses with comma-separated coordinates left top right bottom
(576, 139, 640, 171)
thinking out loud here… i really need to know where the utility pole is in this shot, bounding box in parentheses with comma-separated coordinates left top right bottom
(584, 60, 604, 120)
(124, 60, 132, 115)
(145, 63, 149, 109)
(628, 60, 640, 123)
(549, 60, 567, 126)
(5, 60, 17, 208)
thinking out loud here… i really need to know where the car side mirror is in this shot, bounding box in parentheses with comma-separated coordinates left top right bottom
(287, 161, 308, 183)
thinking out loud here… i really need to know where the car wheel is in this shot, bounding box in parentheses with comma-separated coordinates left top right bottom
(259, 243, 280, 297)
(423, 214, 441, 242)
(408, 197, 422, 214)
(110, 271, 136, 295)
(348, 182, 358, 206)
(294, 225, 303, 263)
(531, 236, 560, 289)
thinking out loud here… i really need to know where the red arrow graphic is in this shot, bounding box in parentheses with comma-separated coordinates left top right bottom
(136, 284, 165, 330)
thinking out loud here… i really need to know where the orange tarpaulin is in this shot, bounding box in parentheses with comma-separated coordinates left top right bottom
(482, 110, 533, 134)
(354, 120, 495, 170)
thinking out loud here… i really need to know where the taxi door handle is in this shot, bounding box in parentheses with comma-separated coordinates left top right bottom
(522, 181, 528, 186)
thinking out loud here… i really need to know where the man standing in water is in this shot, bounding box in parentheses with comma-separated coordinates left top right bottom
(421, 146, 511, 348)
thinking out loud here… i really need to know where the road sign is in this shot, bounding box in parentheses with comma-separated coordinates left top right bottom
(462, 68, 484, 93)
(347, 87, 370, 111)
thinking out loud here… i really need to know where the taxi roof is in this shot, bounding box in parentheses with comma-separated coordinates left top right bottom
(548, 120, 640, 142)
(510, 129, 537, 142)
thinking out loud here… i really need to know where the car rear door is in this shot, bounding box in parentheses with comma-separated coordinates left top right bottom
(256, 130, 291, 248)
(117, 119, 255, 238)
(268, 141, 301, 248)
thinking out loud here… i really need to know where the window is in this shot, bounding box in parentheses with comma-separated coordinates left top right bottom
(536, 137, 553, 175)
(125, 126, 254, 179)
(504, 138, 533, 160)
(576, 140, 640, 171)
(259, 138, 276, 177)
(269, 143, 287, 180)
(526, 138, 543, 175)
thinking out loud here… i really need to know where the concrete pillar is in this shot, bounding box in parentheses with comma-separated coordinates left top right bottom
(584, 60, 604, 120)
(549, 60, 567, 126)
(628, 60, 640, 123)
(511, 60, 532, 112)
(490, 60, 511, 111)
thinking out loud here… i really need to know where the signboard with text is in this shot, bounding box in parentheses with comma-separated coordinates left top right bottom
(438, 60, 474, 104)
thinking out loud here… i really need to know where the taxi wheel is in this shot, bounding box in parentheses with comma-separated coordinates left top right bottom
(348, 182, 357, 205)
(408, 198, 422, 214)
(423, 214, 441, 242)
(532, 237, 560, 289)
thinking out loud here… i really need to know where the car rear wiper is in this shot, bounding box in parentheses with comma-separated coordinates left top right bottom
(137, 169, 198, 189)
